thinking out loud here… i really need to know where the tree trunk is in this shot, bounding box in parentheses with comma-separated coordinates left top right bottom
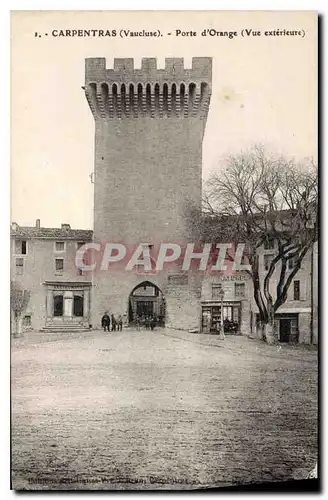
(264, 322, 275, 344)
(264, 313, 278, 345)
(14, 314, 23, 338)
(260, 322, 266, 341)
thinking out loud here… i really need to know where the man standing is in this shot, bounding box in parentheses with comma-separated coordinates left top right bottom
(150, 315, 157, 331)
(117, 314, 123, 331)
(111, 314, 117, 332)
(101, 312, 111, 332)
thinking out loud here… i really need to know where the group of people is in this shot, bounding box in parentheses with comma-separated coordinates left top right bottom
(136, 314, 157, 331)
(101, 313, 123, 332)
(101, 312, 159, 332)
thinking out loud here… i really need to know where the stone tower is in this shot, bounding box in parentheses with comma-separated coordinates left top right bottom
(85, 57, 212, 329)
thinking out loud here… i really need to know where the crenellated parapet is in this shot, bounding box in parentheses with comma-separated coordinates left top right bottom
(85, 57, 212, 119)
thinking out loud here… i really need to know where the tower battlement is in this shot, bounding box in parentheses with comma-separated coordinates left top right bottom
(85, 57, 212, 119)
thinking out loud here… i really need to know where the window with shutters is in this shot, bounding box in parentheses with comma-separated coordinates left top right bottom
(212, 283, 222, 299)
(235, 282, 246, 298)
(55, 258, 64, 274)
(15, 240, 27, 255)
(293, 280, 300, 301)
(55, 241, 66, 252)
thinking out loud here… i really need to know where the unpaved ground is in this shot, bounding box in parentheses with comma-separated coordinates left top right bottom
(11, 329, 318, 490)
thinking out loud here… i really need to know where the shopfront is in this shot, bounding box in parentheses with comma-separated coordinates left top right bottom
(43, 281, 91, 330)
(201, 301, 241, 334)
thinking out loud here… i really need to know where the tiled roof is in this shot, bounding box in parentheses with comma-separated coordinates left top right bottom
(11, 226, 93, 240)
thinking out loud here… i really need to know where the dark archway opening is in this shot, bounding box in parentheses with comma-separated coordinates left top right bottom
(73, 294, 84, 317)
(128, 281, 165, 327)
(53, 295, 63, 317)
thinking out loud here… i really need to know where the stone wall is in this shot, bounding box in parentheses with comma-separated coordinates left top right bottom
(91, 268, 202, 331)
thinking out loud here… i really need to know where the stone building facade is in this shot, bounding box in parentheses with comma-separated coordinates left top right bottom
(11, 220, 92, 332)
(251, 239, 317, 344)
(199, 242, 318, 344)
(84, 57, 212, 331)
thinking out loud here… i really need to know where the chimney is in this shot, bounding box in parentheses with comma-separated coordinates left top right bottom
(36, 219, 40, 229)
(61, 223, 71, 230)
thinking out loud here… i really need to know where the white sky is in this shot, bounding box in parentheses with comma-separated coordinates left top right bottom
(11, 10, 317, 229)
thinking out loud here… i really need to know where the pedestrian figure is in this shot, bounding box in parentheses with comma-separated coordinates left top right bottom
(101, 312, 110, 332)
(117, 314, 123, 331)
(136, 315, 141, 331)
(111, 314, 117, 332)
(150, 315, 157, 331)
(145, 316, 150, 330)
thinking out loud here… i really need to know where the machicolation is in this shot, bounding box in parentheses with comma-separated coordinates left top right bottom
(85, 57, 212, 118)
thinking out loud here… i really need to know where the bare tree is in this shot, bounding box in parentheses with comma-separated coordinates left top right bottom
(186, 145, 318, 343)
(10, 281, 30, 337)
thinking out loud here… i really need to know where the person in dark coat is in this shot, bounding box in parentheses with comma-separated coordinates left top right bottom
(150, 315, 157, 331)
(117, 314, 123, 331)
(111, 314, 117, 332)
(101, 312, 110, 332)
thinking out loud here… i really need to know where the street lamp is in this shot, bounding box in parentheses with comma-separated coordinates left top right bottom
(218, 288, 225, 340)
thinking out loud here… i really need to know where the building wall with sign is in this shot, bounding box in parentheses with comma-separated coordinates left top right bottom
(200, 272, 251, 334)
(199, 240, 318, 345)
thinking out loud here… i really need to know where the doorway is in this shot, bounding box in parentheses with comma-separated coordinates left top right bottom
(128, 281, 165, 326)
(136, 300, 154, 318)
(53, 294, 64, 316)
(277, 314, 299, 343)
(279, 319, 291, 342)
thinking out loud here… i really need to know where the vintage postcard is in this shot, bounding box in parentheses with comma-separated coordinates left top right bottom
(10, 10, 318, 490)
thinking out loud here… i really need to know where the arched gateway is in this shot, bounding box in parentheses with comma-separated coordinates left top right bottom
(128, 281, 165, 326)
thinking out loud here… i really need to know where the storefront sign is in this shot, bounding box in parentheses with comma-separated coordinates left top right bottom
(217, 274, 248, 281)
